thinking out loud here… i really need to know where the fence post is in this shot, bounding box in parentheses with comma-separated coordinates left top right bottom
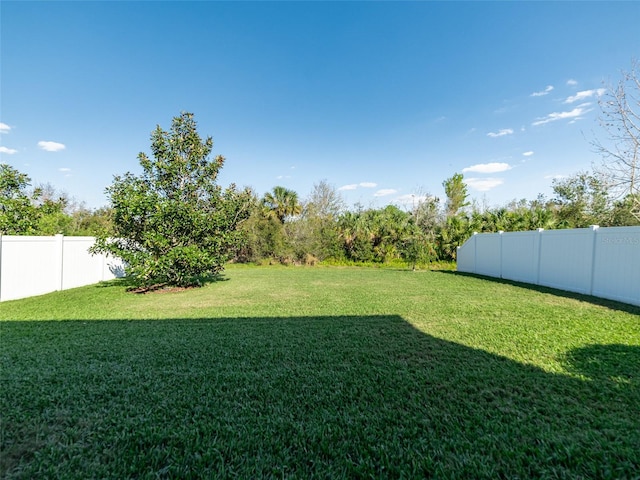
(498, 231, 504, 278)
(472, 232, 478, 274)
(589, 225, 599, 296)
(535, 228, 544, 286)
(55, 234, 64, 291)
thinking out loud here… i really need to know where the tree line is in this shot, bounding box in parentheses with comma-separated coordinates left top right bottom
(4, 160, 636, 270)
(0, 163, 112, 237)
(237, 170, 639, 269)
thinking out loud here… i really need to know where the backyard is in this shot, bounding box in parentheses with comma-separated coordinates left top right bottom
(1, 265, 639, 478)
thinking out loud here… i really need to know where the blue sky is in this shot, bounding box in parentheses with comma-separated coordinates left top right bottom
(1, 1, 639, 210)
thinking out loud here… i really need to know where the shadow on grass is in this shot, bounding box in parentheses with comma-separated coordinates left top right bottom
(1, 316, 638, 478)
(96, 273, 230, 291)
(437, 270, 640, 314)
(563, 344, 640, 387)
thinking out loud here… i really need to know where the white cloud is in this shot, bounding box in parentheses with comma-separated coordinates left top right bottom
(0, 122, 11, 133)
(395, 194, 432, 206)
(373, 189, 397, 197)
(465, 178, 504, 191)
(544, 174, 568, 180)
(522, 151, 534, 157)
(339, 182, 377, 191)
(59, 167, 71, 172)
(563, 88, 606, 104)
(531, 85, 554, 97)
(0, 146, 18, 154)
(38, 141, 66, 152)
(487, 128, 514, 138)
(462, 162, 512, 174)
(532, 103, 592, 126)
(567, 79, 578, 86)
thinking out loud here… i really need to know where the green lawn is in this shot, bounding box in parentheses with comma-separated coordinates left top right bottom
(1, 266, 639, 479)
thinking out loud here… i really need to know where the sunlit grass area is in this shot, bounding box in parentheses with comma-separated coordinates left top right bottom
(1, 266, 638, 478)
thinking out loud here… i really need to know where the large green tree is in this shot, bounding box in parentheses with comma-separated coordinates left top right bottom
(92, 112, 252, 288)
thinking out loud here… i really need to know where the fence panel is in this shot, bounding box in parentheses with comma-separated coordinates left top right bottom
(538, 228, 596, 295)
(0, 235, 123, 302)
(501, 230, 541, 285)
(0, 236, 61, 302)
(592, 227, 640, 305)
(61, 237, 105, 290)
(474, 233, 502, 278)
(456, 234, 476, 273)
(457, 226, 640, 307)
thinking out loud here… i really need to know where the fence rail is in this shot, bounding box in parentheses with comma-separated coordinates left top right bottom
(0, 235, 123, 302)
(457, 226, 640, 307)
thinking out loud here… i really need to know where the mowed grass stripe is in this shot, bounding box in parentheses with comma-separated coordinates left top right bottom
(1, 266, 638, 478)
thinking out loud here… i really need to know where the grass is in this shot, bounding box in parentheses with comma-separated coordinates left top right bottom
(1, 265, 639, 478)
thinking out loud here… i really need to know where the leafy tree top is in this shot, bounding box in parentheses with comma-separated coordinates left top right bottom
(263, 186, 302, 223)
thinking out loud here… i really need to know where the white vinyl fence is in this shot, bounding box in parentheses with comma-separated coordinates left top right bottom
(0, 235, 124, 302)
(457, 226, 640, 307)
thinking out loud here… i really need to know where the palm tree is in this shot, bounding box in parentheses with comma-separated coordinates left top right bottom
(262, 186, 301, 223)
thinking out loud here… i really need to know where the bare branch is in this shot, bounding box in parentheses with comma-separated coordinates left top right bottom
(593, 59, 640, 206)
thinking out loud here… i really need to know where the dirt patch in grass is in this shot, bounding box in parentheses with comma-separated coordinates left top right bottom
(127, 284, 197, 294)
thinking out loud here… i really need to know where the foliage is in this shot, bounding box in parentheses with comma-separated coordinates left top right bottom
(304, 179, 345, 219)
(9, 152, 638, 267)
(92, 112, 252, 287)
(443, 172, 470, 217)
(67, 206, 114, 236)
(0, 166, 114, 236)
(31, 183, 113, 236)
(0, 164, 42, 234)
(237, 197, 291, 263)
(551, 172, 612, 228)
(28, 184, 74, 235)
(262, 186, 302, 223)
(411, 193, 441, 232)
(286, 181, 345, 262)
(401, 231, 436, 270)
(468, 197, 556, 233)
(611, 194, 640, 226)
(436, 215, 471, 261)
(35, 198, 72, 235)
(336, 205, 419, 264)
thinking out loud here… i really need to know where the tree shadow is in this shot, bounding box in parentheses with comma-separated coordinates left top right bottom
(563, 343, 640, 387)
(436, 269, 640, 314)
(96, 272, 230, 291)
(107, 263, 126, 278)
(1, 316, 638, 478)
